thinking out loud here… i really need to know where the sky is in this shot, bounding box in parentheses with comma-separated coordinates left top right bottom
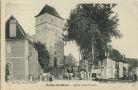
(4, 0, 138, 61)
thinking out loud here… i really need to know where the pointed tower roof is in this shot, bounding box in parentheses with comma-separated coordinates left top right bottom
(35, 4, 64, 19)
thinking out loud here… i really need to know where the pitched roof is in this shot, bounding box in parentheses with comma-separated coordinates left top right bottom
(5, 16, 27, 39)
(126, 58, 138, 67)
(35, 4, 64, 19)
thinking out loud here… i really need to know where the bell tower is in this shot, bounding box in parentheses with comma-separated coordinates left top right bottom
(35, 5, 65, 67)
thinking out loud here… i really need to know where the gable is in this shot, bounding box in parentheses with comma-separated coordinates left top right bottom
(5, 16, 27, 40)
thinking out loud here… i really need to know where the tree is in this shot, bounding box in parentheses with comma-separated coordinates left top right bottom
(64, 4, 121, 79)
(33, 41, 49, 72)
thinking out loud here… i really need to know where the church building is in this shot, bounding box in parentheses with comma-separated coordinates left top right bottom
(35, 5, 65, 67)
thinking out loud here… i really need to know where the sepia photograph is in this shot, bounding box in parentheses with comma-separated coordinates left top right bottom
(1, 0, 138, 90)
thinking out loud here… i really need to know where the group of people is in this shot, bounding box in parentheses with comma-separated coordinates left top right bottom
(63, 73, 73, 80)
(28, 69, 137, 82)
(123, 69, 137, 81)
(39, 73, 53, 82)
(29, 73, 38, 82)
(29, 73, 53, 82)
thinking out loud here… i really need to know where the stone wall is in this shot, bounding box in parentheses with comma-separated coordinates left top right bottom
(6, 40, 26, 81)
(6, 40, 25, 57)
(6, 40, 41, 81)
(35, 13, 65, 67)
(6, 58, 25, 81)
(28, 42, 41, 79)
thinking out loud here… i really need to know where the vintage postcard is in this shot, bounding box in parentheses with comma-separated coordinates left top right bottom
(1, 0, 138, 90)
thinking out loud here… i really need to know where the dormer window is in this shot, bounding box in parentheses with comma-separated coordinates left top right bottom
(9, 20, 16, 38)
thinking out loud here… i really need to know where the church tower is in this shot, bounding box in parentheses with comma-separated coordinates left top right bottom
(35, 5, 65, 67)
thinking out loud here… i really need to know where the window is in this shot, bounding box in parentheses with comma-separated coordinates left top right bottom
(7, 44, 11, 53)
(6, 62, 13, 76)
(101, 60, 103, 65)
(53, 57, 57, 67)
(54, 51, 56, 55)
(9, 20, 16, 37)
(51, 18, 53, 22)
(40, 18, 42, 22)
(6, 63, 10, 75)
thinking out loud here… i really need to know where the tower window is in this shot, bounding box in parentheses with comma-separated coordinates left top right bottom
(51, 18, 53, 22)
(53, 57, 57, 67)
(54, 51, 56, 55)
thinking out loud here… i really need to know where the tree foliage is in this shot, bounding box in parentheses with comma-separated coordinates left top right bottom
(64, 4, 122, 63)
(33, 41, 49, 72)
